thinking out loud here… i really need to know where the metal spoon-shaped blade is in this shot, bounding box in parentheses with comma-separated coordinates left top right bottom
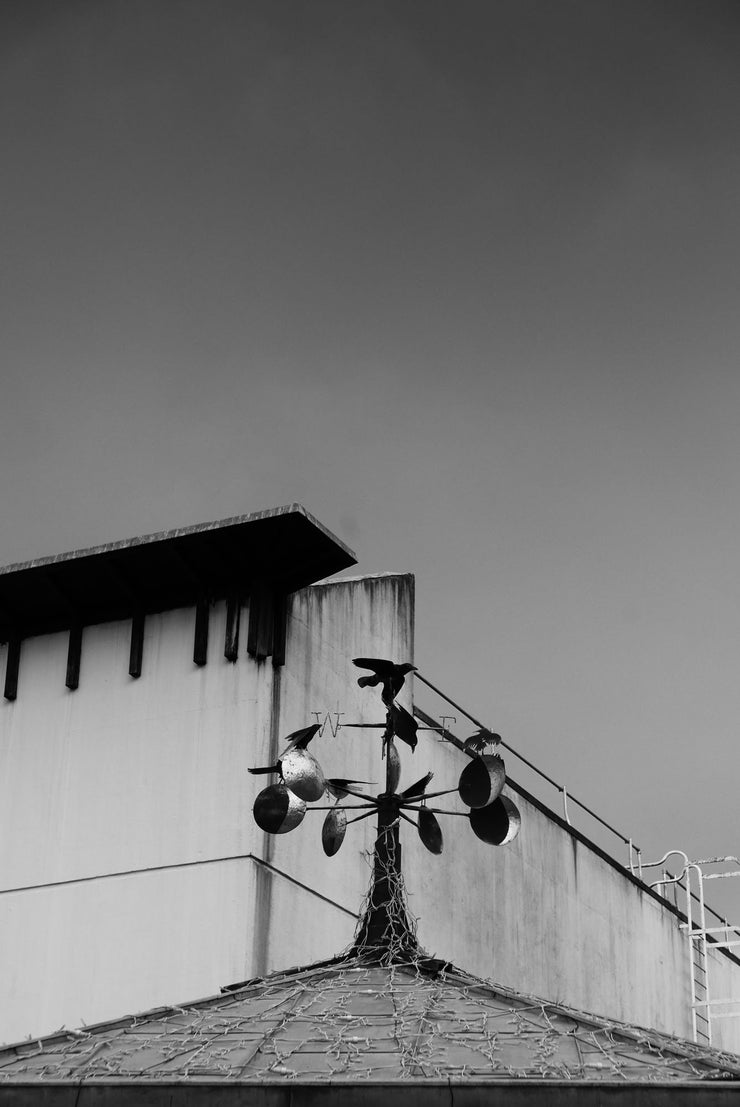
(458, 753, 506, 809)
(253, 784, 306, 834)
(322, 807, 347, 856)
(281, 748, 326, 802)
(458, 756, 491, 807)
(390, 703, 418, 749)
(280, 723, 321, 750)
(418, 807, 443, 854)
(469, 795, 521, 845)
(402, 771, 434, 800)
(387, 744, 402, 793)
(326, 778, 374, 801)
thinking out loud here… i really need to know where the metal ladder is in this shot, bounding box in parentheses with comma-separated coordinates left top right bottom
(689, 912, 711, 1045)
(642, 851, 740, 1044)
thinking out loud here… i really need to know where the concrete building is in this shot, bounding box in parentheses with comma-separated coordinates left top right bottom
(2, 863, 740, 1102)
(1, 503, 740, 1061)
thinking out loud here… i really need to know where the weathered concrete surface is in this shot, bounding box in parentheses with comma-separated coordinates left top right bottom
(400, 722, 740, 1052)
(0, 575, 413, 1045)
(2, 569, 740, 1054)
(256, 573, 416, 975)
(0, 600, 272, 1042)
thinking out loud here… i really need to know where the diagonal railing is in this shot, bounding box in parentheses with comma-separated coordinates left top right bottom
(413, 669, 740, 944)
(413, 669, 642, 873)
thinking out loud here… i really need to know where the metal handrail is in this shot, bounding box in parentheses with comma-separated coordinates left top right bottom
(414, 674, 740, 1046)
(641, 852, 740, 931)
(415, 678, 736, 902)
(414, 669, 641, 866)
(639, 852, 740, 1042)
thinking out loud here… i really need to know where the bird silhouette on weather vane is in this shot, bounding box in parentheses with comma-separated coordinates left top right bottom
(249, 656, 521, 857)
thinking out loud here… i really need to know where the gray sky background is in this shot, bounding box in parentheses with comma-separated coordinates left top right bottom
(2, 1, 740, 911)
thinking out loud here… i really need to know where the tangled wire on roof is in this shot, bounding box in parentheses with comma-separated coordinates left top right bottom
(349, 822, 421, 966)
(3, 811, 737, 1087)
(2, 957, 739, 1084)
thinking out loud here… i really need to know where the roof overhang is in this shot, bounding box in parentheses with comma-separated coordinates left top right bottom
(0, 505, 356, 641)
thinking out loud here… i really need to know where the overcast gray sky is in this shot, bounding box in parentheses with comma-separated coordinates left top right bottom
(2, 0, 740, 912)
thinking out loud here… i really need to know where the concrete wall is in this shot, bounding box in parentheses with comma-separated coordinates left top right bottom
(230, 571, 740, 1053)
(256, 572, 416, 974)
(0, 574, 413, 1045)
(2, 569, 740, 1054)
(399, 724, 740, 1052)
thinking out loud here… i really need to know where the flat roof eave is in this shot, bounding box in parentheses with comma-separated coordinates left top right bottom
(0, 505, 356, 641)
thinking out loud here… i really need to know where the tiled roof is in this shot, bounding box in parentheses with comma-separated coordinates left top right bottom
(1, 955, 739, 1087)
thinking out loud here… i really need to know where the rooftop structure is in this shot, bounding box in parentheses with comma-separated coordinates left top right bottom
(2, 505, 740, 1075)
(2, 823, 739, 1102)
(2, 955, 739, 1100)
(0, 504, 356, 689)
(2, 659, 739, 1102)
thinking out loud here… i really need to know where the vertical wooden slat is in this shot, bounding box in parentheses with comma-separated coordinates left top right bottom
(224, 595, 240, 662)
(193, 596, 209, 666)
(257, 592, 274, 660)
(272, 591, 287, 667)
(129, 609, 145, 678)
(257, 593, 274, 659)
(246, 584, 261, 659)
(66, 624, 82, 690)
(247, 583, 274, 661)
(4, 636, 21, 701)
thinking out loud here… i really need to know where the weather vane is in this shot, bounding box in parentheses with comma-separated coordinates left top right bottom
(249, 657, 521, 857)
